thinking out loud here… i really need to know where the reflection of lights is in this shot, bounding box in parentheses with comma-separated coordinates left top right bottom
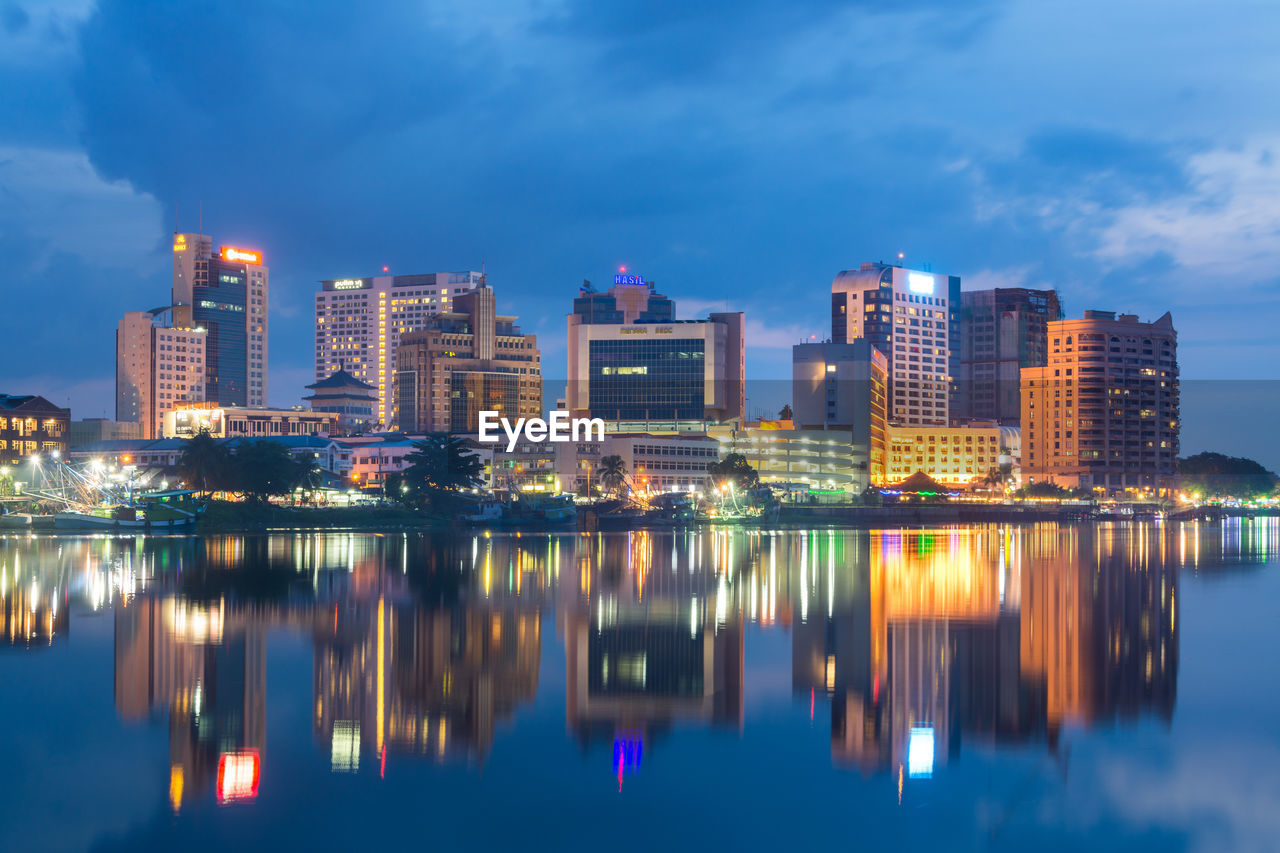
(331, 721, 360, 773)
(216, 751, 260, 803)
(907, 726, 934, 778)
(169, 765, 184, 813)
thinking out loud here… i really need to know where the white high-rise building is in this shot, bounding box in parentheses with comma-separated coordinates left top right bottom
(831, 263, 960, 427)
(115, 310, 207, 440)
(314, 271, 484, 428)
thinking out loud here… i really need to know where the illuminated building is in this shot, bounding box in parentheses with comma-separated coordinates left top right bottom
(883, 422, 1019, 489)
(314, 270, 484, 428)
(115, 309, 206, 440)
(566, 277, 744, 425)
(161, 403, 336, 439)
(790, 339, 889, 488)
(1021, 310, 1179, 494)
(711, 421, 873, 493)
(172, 232, 269, 407)
(954, 287, 1062, 424)
(302, 366, 378, 434)
(394, 284, 541, 433)
(831, 262, 961, 427)
(0, 393, 70, 466)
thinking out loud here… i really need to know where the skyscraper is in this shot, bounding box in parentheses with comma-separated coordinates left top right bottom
(954, 288, 1062, 424)
(831, 262, 960, 427)
(394, 284, 542, 433)
(172, 233, 268, 407)
(791, 339, 889, 486)
(1021, 310, 1179, 494)
(115, 309, 207, 439)
(315, 271, 484, 428)
(566, 277, 744, 424)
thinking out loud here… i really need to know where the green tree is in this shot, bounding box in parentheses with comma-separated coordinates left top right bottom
(708, 453, 760, 491)
(597, 454, 628, 496)
(399, 435, 484, 510)
(1179, 452, 1279, 499)
(228, 441, 301, 502)
(177, 430, 229, 495)
(778, 404, 793, 421)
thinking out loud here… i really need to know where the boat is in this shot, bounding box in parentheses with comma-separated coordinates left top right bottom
(0, 511, 56, 531)
(504, 492, 578, 526)
(52, 490, 203, 533)
(459, 497, 505, 524)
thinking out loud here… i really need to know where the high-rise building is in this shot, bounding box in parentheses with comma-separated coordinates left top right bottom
(831, 262, 960, 427)
(315, 271, 484, 428)
(1021, 310, 1179, 494)
(791, 340, 889, 487)
(394, 284, 542, 433)
(115, 309, 207, 439)
(566, 278, 744, 425)
(955, 288, 1062, 424)
(172, 233, 269, 407)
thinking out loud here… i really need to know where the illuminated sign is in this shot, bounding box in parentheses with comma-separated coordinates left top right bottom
(173, 234, 187, 252)
(220, 246, 263, 265)
(217, 751, 260, 803)
(614, 274, 645, 286)
(907, 726, 934, 778)
(907, 272, 935, 295)
(332, 279, 365, 290)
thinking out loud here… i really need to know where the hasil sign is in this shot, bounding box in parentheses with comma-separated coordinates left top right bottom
(220, 246, 263, 265)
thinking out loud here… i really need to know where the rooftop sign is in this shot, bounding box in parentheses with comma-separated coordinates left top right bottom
(614, 274, 645, 286)
(220, 246, 263, 265)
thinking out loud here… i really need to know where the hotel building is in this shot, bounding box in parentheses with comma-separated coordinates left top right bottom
(831, 263, 960, 427)
(171, 233, 268, 407)
(315, 270, 484, 428)
(394, 285, 541, 434)
(1021, 311, 1179, 494)
(954, 288, 1061, 424)
(883, 422, 1019, 489)
(566, 278, 744, 425)
(115, 309, 207, 440)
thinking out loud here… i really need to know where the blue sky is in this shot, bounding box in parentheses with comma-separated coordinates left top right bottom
(1, 1, 1278, 458)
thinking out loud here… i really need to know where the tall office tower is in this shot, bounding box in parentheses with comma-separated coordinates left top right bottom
(394, 284, 542, 433)
(315, 271, 484, 428)
(172, 233, 269, 407)
(791, 340, 889, 485)
(955, 288, 1062, 424)
(566, 276, 744, 424)
(115, 309, 207, 439)
(831, 262, 960, 427)
(1021, 310, 1178, 495)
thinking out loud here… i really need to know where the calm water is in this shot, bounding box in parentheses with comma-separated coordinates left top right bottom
(1, 522, 1278, 852)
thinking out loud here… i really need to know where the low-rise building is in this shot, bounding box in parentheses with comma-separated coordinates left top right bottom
(69, 418, 143, 448)
(0, 394, 70, 466)
(162, 404, 337, 439)
(303, 367, 378, 434)
(884, 422, 1020, 489)
(710, 421, 870, 494)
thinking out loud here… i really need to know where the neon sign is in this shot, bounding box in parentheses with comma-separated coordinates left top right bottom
(220, 246, 263, 265)
(332, 279, 365, 290)
(614, 274, 645, 286)
(907, 272, 934, 295)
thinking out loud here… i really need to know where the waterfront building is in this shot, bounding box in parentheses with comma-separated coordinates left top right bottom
(161, 403, 337, 439)
(0, 394, 70, 466)
(115, 309, 207, 439)
(831, 262, 960, 427)
(1021, 311, 1178, 494)
(394, 285, 541, 434)
(69, 418, 143, 448)
(302, 366, 378, 435)
(883, 422, 1019, 489)
(314, 270, 484, 427)
(566, 278, 744, 424)
(954, 288, 1062, 424)
(792, 340, 889, 486)
(172, 233, 269, 407)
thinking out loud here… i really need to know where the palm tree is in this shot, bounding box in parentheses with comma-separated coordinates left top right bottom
(598, 454, 627, 497)
(401, 434, 485, 509)
(177, 429, 228, 495)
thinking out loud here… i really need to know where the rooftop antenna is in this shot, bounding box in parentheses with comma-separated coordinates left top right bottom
(198, 200, 203, 235)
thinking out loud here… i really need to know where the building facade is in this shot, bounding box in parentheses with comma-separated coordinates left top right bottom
(69, 418, 144, 448)
(303, 367, 378, 435)
(566, 279, 744, 424)
(0, 394, 70, 466)
(1021, 311, 1179, 494)
(831, 263, 960, 427)
(954, 288, 1062, 424)
(883, 422, 1019, 489)
(172, 233, 268, 407)
(710, 422, 875, 494)
(162, 404, 337, 439)
(314, 271, 484, 428)
(792, 340, 889, 486)
(116, 309, 207, 440)
(393, 286, 541, 434)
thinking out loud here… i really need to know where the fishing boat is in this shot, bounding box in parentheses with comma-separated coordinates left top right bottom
(53, 490, 203, 532)
(504, 492, 578, 526)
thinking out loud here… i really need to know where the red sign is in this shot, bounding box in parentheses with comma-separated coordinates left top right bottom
(220, 246, 263, 265)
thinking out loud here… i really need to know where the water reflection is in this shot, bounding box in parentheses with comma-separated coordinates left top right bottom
(1, 519, 1276, 816)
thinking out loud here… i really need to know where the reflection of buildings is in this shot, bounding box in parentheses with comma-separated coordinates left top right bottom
(793, 526, 1179, 780)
